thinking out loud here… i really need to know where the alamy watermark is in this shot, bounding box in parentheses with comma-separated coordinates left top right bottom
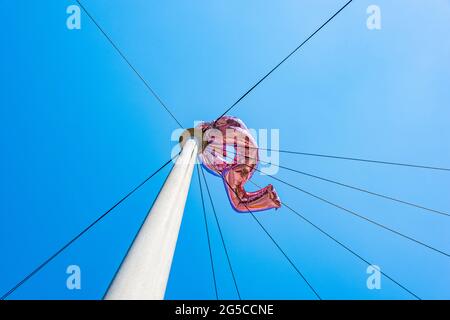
(66, 265, 81, 290)
(367, 5, 382, 30)
(171, 123, 280, 175)
(366, 264, 382, 290)
(66, 5, 81, 30)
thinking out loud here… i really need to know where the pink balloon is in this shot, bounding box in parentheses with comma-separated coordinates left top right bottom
(197, 116, 281, 213)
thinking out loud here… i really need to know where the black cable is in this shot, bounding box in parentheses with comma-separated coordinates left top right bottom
(211, 159, 321, 299)
(199, 165, 242, 299)
(76, 0, 184, 128)
(1, 157, 174, 300)
(216, 151, 449, 258)
(247, 163, 450, 259)
(245, 178, 421, 299)
(196, 164, 219, 299)
(229, 149, 450, 217)
(213, 149, 421, 298)
(101, 159, 176, 298)
(283, 202, 421, 299)
(255, 147, 450, 172)
(214, 0, 353, 123)
(248, 211, 321, 300)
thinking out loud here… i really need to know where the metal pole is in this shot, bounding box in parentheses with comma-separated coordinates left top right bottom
(105, 139, 198, 300)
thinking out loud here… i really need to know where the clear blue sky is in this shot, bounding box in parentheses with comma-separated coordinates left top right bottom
(1, 0, 450, 299)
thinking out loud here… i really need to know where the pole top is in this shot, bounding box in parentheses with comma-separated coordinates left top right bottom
(178, 128, 207, 153)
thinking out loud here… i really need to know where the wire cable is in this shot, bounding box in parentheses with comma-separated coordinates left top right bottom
(254, 146, 450, 172)
(245, 161, 450, 259)
(101, 158, 177, 298)
(245, 178, 421, 299)
(204, 156, 321, 299)
(196, 164, 219, 299)
(1, 157, 174, 300)
(76, 0, 184, 128)
(214, 0, 354, 123)
(229, 149, 450, 217)
(199, 165, 242, 299)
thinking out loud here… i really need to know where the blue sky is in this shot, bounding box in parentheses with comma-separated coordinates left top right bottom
(1, 0, 450, 299)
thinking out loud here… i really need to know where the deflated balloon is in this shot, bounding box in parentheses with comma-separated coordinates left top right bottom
(197, 116, 281, 213)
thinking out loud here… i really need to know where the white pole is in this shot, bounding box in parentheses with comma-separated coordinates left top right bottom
(104, 139, 198, 300)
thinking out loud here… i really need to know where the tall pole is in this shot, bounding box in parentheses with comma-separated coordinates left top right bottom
(105, 138, 198, 300)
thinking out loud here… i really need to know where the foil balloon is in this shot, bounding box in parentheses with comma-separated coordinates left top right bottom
(197, 116, 281, 213)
